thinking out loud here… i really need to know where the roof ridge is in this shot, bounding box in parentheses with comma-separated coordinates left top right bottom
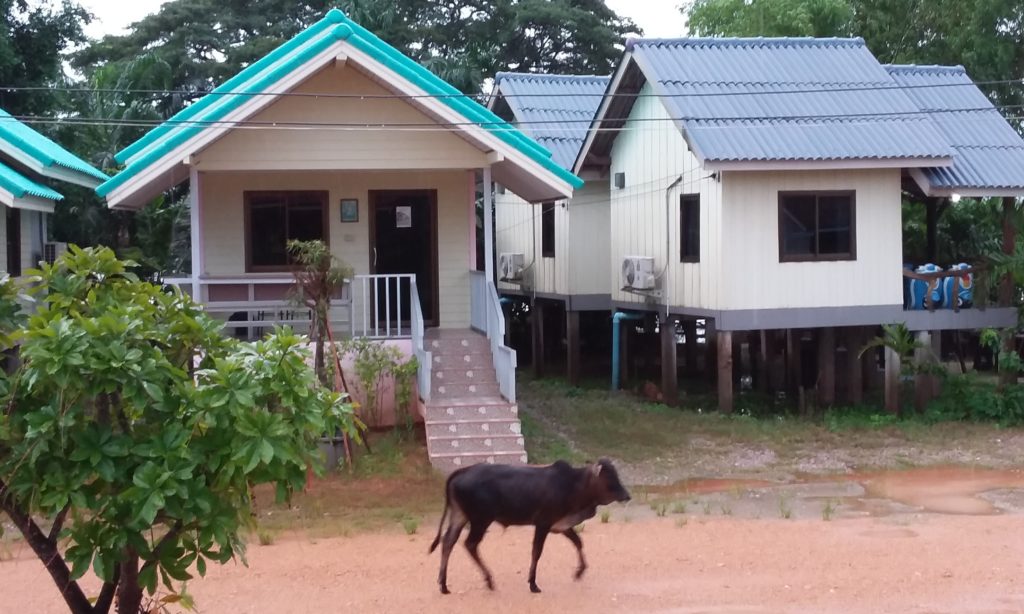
(496, 71, 609, 81)
(659, 79, 891, 88)
(884, 64, 967, 74)
(630, 36, 865, 49)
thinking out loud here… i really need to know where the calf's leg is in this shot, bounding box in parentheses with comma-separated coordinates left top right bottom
(528, 526, 550, 593)
(563, 528, 587, 580)
(464, 520, 495, 590)
(438, 518, 467, 595)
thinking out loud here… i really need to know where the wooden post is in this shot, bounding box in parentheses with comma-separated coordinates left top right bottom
(914, 330, 933, 413)
(683, 318, 698, 375)
(1000, 196, 1017, 388)
(502, 300, 513, 347)
(884, 347, 901, 414)
(931, 331, 943, 397)
(566, 310, 581, 387)
(661, 315, 679, 405)
(732, 331, 744, 388)
(817, 328, 836, 408)
(704, 319, 717, 384)
(718, 329, 733, 413)
(531, 299, 545, 378)
(845, 327, 864, 406)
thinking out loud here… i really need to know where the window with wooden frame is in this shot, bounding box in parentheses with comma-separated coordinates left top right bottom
(778, 191, 856, 262)
(679, 193, 700, 262)
(245, 190, 328, 271)
(541, 201, 555, 258)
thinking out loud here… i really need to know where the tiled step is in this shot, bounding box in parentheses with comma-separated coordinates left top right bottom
(423, 399, 519, 422)
(428, 450, 529, 474)
(425, 419, 522, 438)
(432, 365, 497, 386)
(428, 336, 490, 355)
(433, 382, 501, 399)
(431, 351, 491, 367)
(428, 433, 526, 454)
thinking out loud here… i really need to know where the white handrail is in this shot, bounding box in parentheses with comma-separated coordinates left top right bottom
(471, 271, 517, 403)
(410, 278, 432, 402)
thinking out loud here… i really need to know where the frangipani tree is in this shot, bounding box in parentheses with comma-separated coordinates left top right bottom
(0, 246, 358, 614)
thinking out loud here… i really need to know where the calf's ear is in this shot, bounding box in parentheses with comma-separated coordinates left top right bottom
(591, 463, 602, 477)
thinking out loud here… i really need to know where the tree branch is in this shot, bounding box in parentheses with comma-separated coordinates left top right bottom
(0, 479, 94, 614)
(138, 520, 185, 576)
(94, 567, 121, 614)
(48, 503, 71, 542)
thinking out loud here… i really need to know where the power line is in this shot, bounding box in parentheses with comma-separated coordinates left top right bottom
(3, 76, 1022, 100)
(6, 104, 1024, 133)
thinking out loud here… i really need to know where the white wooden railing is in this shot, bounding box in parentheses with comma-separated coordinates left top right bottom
(351, 274, 415, 339)
(410, 278, 432, 402)
(470, 270, 517, 402)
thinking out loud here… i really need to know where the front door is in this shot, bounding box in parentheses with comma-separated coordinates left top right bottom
(369, 190, 438, 326)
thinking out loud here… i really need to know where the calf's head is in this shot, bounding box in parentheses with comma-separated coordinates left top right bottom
(588, 458, 631, 504)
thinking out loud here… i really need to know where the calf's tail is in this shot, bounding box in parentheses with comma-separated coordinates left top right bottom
(428, 472, 456, 553)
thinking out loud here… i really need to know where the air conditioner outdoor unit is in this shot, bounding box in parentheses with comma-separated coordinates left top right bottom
(621, 256, 656, 290)
(43, 241, 68, 265)
(499, 252, 525, 281)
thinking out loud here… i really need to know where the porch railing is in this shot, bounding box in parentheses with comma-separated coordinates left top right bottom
(410, 278, 432, 402)
(351, 274, 415, 339)
(471, 270, 517, 402)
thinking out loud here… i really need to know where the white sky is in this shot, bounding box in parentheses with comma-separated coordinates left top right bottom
(79, 0, 688, 40)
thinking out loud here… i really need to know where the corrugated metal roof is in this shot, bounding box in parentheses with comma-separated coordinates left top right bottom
(0, 109, 107, 184)
(494, 73, 610, 169)
(0, 160, 62, 202)
(886, 65, 1024, 191)
(629, 38, 954, 162)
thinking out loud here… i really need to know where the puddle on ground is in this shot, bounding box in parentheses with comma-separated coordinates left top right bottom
(644, 467, 1024, 518)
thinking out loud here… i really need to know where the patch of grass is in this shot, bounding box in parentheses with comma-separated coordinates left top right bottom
(778, 494, 793, 520)
(257, 528, 275, 546)
(600, 509, 611, 523)
(670, 501, 687, 515)
(654, 503, 668, 517)
(401, 517, 419, 535)
(719, 502, 732, 516)
(622, 514, 632, 523)
(518, 410, 583, 464)
(675, 517, 688, 528)
(347, 431, 408, 478)
(821, 499, 837, 522)
(701, 501, 712, 515)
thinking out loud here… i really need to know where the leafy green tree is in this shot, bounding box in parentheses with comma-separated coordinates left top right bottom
(0, 246, 357, 614)
(685, 0, 855, 38)
(0, 0, 90, 116)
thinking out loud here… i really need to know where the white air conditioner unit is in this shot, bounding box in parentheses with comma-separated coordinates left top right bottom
(499, 252, 525, 281)
(621, 256, 656, 290)
(43, 242, 68, 265)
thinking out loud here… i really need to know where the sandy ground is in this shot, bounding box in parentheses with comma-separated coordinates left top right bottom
(4, 512, 1024, 614)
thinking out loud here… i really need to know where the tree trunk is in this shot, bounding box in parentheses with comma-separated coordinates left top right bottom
(1000, 196, 1017, 388)
(0, 481, 95, 614)
(117, 551, 143, 614)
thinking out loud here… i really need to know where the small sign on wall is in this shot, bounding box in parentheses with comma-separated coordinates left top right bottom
(340, 198, 359, 222)
(396, 205, 412, 228)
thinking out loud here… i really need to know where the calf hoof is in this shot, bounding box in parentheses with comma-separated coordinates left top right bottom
(440, 584, 450, 595)
(485, 577, 495, 591)
(529, 583, 542, 594)
(574, 566, 587, 580)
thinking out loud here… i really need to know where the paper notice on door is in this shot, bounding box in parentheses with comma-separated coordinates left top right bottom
(396, 205, 412, 228)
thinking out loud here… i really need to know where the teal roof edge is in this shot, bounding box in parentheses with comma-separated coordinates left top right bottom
(114, 9, 346, 164)
(98, 25, 350, 197)
(102, 8, 582, 198)
(0, 161, 63, 201)
(0, 110, 108, 182)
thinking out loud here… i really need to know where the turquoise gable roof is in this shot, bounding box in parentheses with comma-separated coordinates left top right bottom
(0, 109, 108, 184)
(101, 9, 582, 198)
(0, 160, 63, 202)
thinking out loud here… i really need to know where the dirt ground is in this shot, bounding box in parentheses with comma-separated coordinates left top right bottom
(4, 512, 1023, 614)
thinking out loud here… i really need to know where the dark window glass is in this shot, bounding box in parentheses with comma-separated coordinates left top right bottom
(779, 192, 854, 261)
(680, 194, 700, 262)
(246, 191, 326, 270)
(541, 201, 555, 258)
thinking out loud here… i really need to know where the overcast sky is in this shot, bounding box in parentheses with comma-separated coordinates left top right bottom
(79, 0, 688, 39)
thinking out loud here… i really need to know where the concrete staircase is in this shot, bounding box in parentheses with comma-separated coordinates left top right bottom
(422, 329, 527, 474)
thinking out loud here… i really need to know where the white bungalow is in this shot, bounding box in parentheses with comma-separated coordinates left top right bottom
(95, 10, 582, 472)
(488, 72, 610, 384)
(0, 109, 107, 276)
(574, 37, 1024, 411)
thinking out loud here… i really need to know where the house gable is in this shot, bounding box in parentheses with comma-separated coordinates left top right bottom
(194, 63, 489, 171)
(98, 9, 582, 209)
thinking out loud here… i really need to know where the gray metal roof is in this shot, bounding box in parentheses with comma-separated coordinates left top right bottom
(886, 64, 1024, 193)
(628, 37, 954, 163)
(493, 72, 610, 169)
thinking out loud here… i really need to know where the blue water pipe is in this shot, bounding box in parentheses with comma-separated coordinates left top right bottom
(611, 311, 645, 391)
